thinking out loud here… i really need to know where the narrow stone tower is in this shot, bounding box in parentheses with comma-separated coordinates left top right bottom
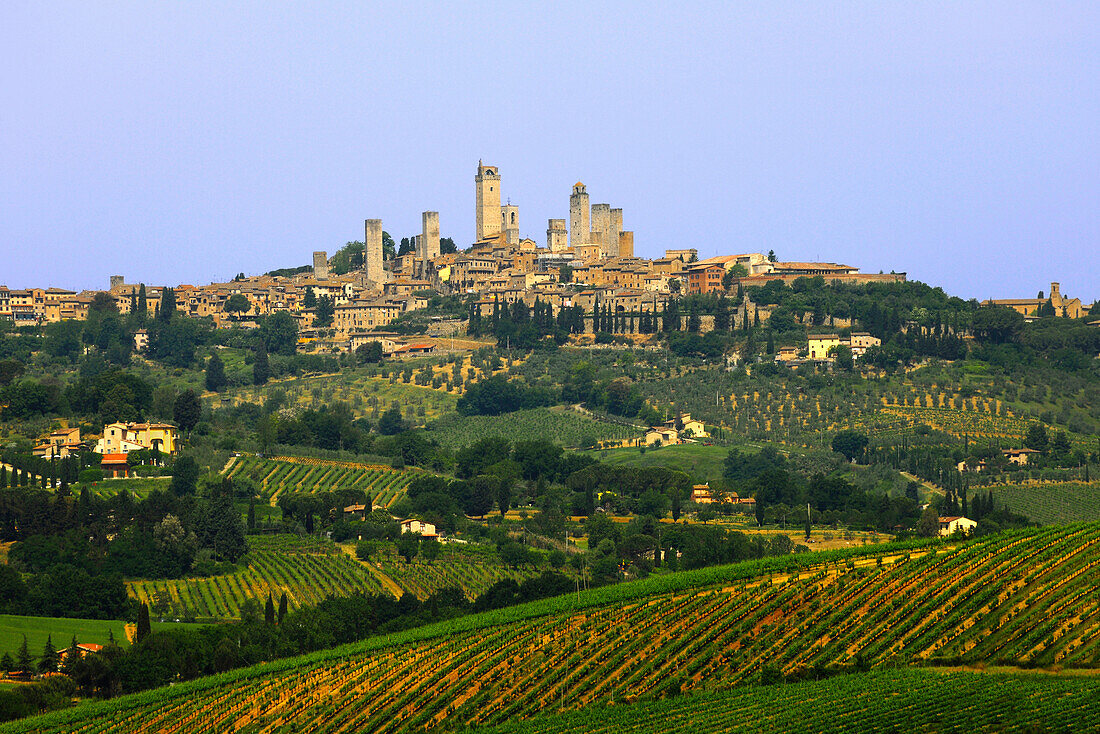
(312, 251, 329, 279)
(422, 211, 440, 260)
(475, 162, 502, 241)
(569, 182, 589, 249)
(501, 204, 519, 245)
(364, 219, 383, 285)
(546, 219, 568, 252)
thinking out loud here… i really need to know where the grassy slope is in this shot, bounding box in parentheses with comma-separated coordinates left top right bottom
(8, 526, 1099, 733)
(0, 615, 199, 659)
(474, 668, 1100, 733)
(581, 443, 733, 483)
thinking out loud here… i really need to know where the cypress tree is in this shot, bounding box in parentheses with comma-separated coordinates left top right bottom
(38, 634, 59, 673)
(137, 283, 148, 319)
(253, 343, 271, 386)
(16, 635, 32, 673)
(205, 352, 228, 392)
(136, 603, 152, 642)
(60, 636, 80, 676)
(278, 592, 288, 623)
(265, 595, 275, 625)
(159, 287, 176, 321)
(0, 466, 6, 487)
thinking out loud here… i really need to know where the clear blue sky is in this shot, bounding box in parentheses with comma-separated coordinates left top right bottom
(3, 2, 1098, 301)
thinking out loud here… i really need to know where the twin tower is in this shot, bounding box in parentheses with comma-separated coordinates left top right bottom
(475, 162, 632, 258)
(356, 211, 439, 285)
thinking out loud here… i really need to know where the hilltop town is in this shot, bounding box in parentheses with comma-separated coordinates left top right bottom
(1, 162, 913, 347)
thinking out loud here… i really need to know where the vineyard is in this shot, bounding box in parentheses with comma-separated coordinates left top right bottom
(14, 524, 1100, 733)
(986, 482, 1100, 525)
(476, 668, 1100, 733)
(426, 408, 639, 450)
(223, 455, 418, 506)
(372, 546, 551, 601)
(127, 535, 388, 621)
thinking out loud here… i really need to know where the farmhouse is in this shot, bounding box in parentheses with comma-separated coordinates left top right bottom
(32, 427, 83, 458)
(95, 422, 179, 455)
(807, 335, 841, 360)
(343, 503, 368, 520)
(691, 484, 716, 504)
(664, 413, 708, 439)
(939, 516, 977, 536)
(1002, 448, 1040, 466)
(644, 427, 679, 447)
(400, 518, 439, 539)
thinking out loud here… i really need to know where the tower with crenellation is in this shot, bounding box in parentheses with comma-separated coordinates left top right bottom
(475, 162, 502, 241)
(569, 182, 590, 249)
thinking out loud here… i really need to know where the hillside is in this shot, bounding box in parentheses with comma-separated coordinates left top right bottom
(223, 455, 418, 506)
(6, 524, 1099, 733)
(477, 668, 1100, 733)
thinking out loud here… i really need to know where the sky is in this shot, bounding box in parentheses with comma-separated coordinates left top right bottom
(2, 2, 1098, 301)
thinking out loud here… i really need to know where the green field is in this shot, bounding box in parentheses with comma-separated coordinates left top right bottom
(987, 482, 1100, 525)
(0, 615, 199, 661)
(10, 524, 1099, 733)
(475, 668, 1100, 733)
(426, 408, 640, 450)
(581, 442, 733, 483)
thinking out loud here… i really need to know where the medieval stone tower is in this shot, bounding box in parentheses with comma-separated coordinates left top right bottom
(364, 219, 383, 285)
(590, 203, 613, 258)
(546, 219, 568, 252)
(501, 204, 519, 245)
(569, 182, 590, 248)
(421, 211, 440, 260)
(312, 251, 330, 279)
(475, 162, 502, 241)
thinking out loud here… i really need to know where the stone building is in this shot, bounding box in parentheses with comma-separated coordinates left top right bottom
(984, 282, 1085, 319)
(569, 182, 590, 248)
(313, 251, 330, 279)
(364, 219, 384, 285)
(475, 162, 502, 241)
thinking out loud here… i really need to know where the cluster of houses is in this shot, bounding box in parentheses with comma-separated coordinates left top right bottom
(32, 422, 181, 479)
(773, 333, 882, 366)
(643, 413, 708, 447)
(955, 447, 1042, 474)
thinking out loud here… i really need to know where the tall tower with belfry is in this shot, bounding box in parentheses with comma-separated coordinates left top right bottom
(475, 161, 502, 241)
